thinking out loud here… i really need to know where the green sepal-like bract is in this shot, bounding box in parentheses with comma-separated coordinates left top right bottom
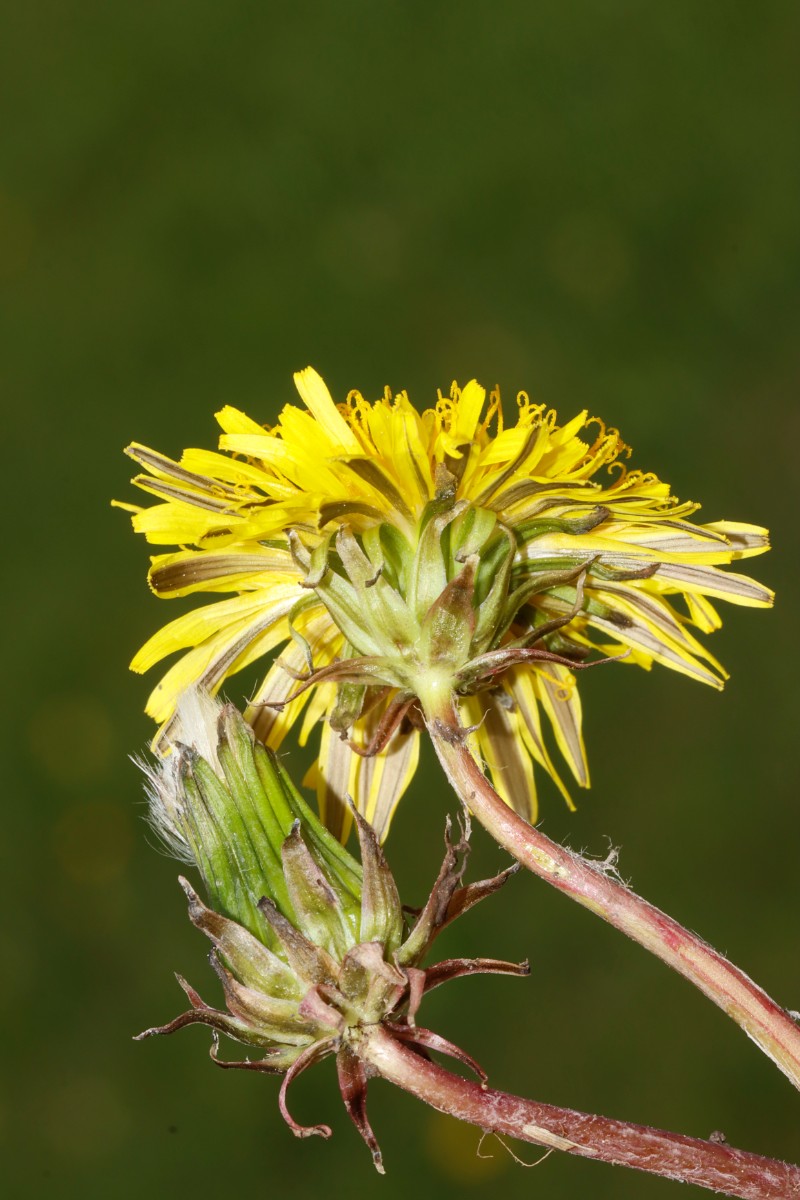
(138, 690, 528, 1170)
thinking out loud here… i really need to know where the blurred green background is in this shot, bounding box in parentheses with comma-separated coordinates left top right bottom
(3, 2, 799, 1197)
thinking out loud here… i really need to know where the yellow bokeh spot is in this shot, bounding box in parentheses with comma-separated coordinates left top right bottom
(0, 190, 34, 280)
(547, 211, 631, 303)
(29, 693, 114, 786)
(53, 801, 133, 887)
(41, 1076, 130, 1159)
(425, 1110, 509, 1184)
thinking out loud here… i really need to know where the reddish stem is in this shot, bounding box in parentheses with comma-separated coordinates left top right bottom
(421, 694, 800, 1092)
(359, 1024, 800, 1199)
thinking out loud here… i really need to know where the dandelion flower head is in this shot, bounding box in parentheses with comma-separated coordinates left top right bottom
(119, 368, 772, 841)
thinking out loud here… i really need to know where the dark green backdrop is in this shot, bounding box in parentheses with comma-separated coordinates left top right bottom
(3, 3, 798, 1197)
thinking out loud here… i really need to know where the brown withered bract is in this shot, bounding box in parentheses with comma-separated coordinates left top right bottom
(137, 690, 527, 1171)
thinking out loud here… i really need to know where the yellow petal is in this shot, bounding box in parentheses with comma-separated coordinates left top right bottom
(293, 367, 361, 451)
(315, 717, 358, 843)
(352, 708, 420, 842)
(214, 405, 270, 437)
(505, 672, 575, 810)
(130, 587, 300, 673)
(532, 664, 589, 788)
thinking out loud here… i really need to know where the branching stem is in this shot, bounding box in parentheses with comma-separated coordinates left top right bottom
(421, 693, 800, 1092)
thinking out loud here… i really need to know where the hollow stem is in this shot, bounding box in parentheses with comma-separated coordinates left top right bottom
(358, 1024, 800, 1199)
(421, 692, 800, 1092)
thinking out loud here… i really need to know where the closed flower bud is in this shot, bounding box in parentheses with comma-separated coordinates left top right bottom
(137, 689, 528, 1170)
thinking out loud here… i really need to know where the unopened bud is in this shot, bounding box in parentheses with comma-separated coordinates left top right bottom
(137, 690, 528, 1169)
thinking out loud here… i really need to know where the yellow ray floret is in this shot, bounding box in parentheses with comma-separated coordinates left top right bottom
(119, 367, 772, 842)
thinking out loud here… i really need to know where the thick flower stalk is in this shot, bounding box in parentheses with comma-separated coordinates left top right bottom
(136, 690, 800, 1198)
(119, 367, 772, 841)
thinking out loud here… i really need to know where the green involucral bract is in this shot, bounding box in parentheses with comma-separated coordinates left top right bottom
(138, 690, 528, 1171)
